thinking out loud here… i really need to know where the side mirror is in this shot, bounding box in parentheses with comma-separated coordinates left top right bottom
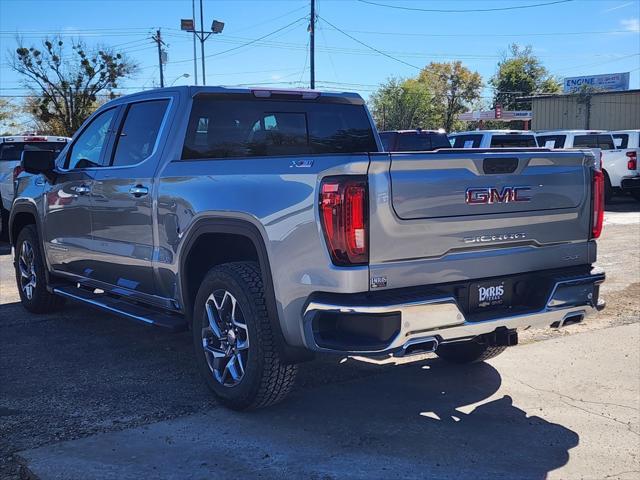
(21, 150, 56, 178)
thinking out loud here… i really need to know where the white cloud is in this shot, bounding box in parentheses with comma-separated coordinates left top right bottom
(621, 18, 640, 32)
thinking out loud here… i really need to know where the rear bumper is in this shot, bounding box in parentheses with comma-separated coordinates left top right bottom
(621, 176, 640, 191)
(302, 267, 605, 355)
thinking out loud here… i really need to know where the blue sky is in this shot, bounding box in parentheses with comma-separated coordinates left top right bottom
(1, 0, 639, 104)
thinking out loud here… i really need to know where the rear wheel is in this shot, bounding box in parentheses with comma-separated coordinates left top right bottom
(14, 225, 65, 313)
(193, 262, 297, 410)
(435, 340, 507, 364)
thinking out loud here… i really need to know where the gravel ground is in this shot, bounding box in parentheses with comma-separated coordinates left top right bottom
(1, 196, 638, 479)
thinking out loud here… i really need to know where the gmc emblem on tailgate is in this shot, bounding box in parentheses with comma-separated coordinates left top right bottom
(465, 186, 532, 205)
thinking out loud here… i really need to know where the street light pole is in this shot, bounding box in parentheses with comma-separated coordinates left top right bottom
(199, 0, 206, 85)
(192, 0, 198, 85)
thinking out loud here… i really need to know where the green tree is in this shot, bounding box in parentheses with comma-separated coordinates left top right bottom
(490, 44, 561, 110)
(418, 61, 483, 132)
(369, 77, 433, 130)
(0, 98, 21, 134)
(10, 37, 137, 136)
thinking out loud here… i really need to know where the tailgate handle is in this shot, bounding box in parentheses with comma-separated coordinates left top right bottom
(483, 157, 518, 174)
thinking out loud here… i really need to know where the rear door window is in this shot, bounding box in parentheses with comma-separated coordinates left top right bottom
(182, 96, 377, 159)
(536, 135, 566, 148)
(489, 135, 537, 147)
(396, 134, 432, 151)
(572, 135, 600, 148)
(450, 134, 482, 148)
(612, 134, 629, 149)
(430, 134, 451, 149)
(0, 142, 67, 161)
(597, 135, 615, 150)
(111, 99, 169, 167)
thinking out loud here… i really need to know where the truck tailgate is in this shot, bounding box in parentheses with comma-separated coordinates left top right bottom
(368, 149, 597, 289)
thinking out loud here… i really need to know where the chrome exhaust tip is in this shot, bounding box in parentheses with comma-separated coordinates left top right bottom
(551, 312, 585, 329)
(397, 336, 439, 357)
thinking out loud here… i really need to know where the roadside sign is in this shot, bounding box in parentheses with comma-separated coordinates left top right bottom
(563, 72, 630, 93)
(458, 110, 532, 121)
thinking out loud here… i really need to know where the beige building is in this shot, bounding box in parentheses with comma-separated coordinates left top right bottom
(529, 89, 640, 131)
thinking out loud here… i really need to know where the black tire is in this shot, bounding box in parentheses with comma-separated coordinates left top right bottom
(192, 261, 297, 410)
(630, 190, 640, 202)
(14, 224, 65, 313)
(435, 340, 507, 364)
(0, 206, 9, 242)
(603, 171, 613, 204)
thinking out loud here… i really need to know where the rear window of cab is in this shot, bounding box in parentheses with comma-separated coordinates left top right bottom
(182, 96, 377, 159)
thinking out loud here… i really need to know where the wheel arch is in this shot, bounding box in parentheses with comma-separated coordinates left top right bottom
(178, 216, 312, 364)
(9, 202, 40, 247)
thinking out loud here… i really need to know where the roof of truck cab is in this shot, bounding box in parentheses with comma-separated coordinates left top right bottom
(449, 130, 534, 135)
(103, 85, 366, 106)
(537, 130, 607, 135)
(380, 129, 446, 134)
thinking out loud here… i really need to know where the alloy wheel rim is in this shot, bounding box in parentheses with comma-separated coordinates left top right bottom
(19, 240, 37, 300)
(201, 289, 250, 387)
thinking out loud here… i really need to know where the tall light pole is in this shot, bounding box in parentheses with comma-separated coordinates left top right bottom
(192, 0, 198, 85)
(181, 3, 223, 86)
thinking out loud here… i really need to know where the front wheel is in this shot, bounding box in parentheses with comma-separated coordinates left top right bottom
(192, 262, 297, 410)
(14, 225, 65, 313)
(435, 340, 507, 364)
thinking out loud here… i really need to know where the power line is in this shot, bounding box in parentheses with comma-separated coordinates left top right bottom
(355, 0, 574, 13)
(338, 28, 633, 38)
(318, 15, 421, 70)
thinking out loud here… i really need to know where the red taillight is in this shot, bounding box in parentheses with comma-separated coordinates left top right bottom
(591, 170, 604, 239)
(626, 151, 637, 170)
(319, 176, 368, 266)
(12, 165, 24, 182)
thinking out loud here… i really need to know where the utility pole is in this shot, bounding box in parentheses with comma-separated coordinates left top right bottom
(192, 0, 198, 85)
(310, 0, 315, 89)
(151, 29, 166, 88)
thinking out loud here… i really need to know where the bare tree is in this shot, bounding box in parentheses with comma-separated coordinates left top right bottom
(10, 37, 137, 136)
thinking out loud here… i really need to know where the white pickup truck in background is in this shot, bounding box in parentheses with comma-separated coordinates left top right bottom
(610, 130, 640, 201)
(535, 130, 634, 202)
(0, 135, 70, 239)
(448, 130, 538, 148)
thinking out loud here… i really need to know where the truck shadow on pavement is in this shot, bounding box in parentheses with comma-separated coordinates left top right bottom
(1, 300, 579, 479)
(606, 195, 640, 212)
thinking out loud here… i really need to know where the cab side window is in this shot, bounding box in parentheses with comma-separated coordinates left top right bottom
(111, 100, 169, 167)
(66, 108, 117, 169)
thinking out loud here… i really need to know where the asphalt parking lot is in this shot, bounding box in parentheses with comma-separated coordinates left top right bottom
(1, 196, 639, 480)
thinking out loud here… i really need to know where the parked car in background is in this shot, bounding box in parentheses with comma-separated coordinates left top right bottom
(0, 134, 70, 238)
(610, 130, 640, 201)
(448, 130, 538, 148)
(535, 130, 631, 202)
(379, 129, 450, 151)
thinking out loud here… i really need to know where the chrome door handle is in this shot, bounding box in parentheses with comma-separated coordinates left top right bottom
(72, 185, 91, 195)
(129, 185, 149, 197)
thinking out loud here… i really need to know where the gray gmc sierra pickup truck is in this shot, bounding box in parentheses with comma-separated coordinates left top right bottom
(10, 86, 605, 410)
